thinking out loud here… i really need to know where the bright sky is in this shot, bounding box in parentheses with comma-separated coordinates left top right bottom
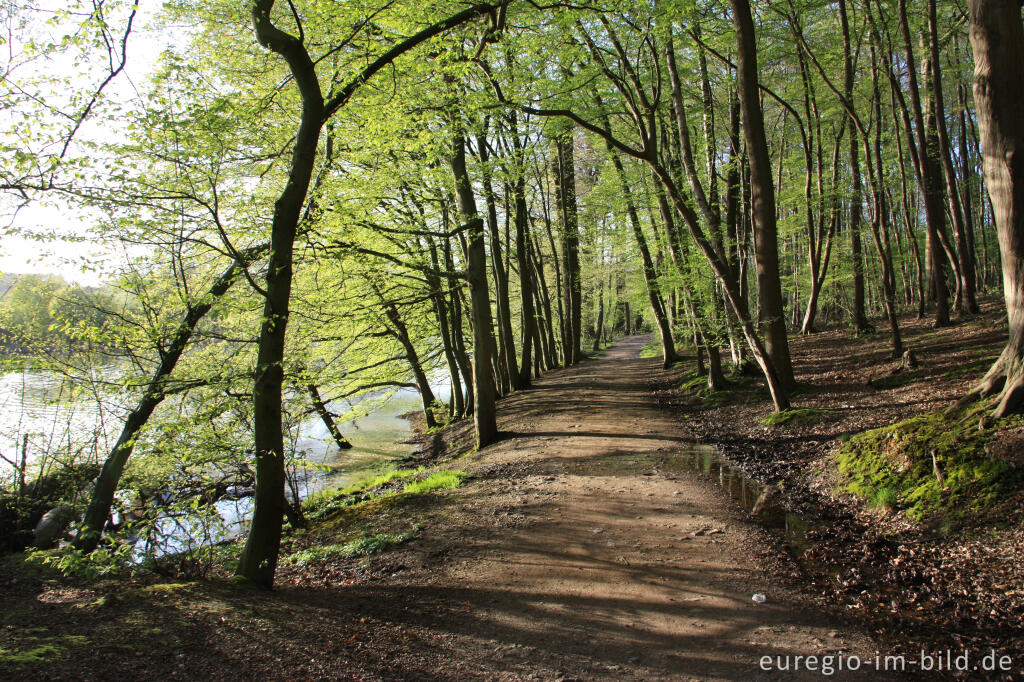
(1, 1, 168, 286)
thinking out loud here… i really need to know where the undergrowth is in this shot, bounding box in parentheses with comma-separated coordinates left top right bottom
(836, 403, 1024, 523)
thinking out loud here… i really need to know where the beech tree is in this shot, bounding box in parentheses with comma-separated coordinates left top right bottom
(236, 0, 506, 587)
(963, 0, 1024, 417)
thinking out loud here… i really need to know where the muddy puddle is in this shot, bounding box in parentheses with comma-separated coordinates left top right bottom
(564, 445, 813, 557)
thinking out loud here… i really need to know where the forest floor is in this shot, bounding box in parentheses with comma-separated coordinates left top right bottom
(2, 310, 1021, 680)
(651, 300, 1024, 671)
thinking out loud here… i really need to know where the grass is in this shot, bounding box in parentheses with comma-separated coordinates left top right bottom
(760, 407, 831, 427)
(402, 470, 465, 494)
(870, 486, 899, 510)
(341, 467, 422, 495)
(836, 404, 1024, 523)
(283, 531, 412, 565)
(303, 466, 467, 521)
(639, 337, 662, 358)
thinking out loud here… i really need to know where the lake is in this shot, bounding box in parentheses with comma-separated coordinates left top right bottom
(0, 368, 442, 551)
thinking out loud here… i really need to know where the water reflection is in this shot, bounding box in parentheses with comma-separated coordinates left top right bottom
(2, 369, 448, 553)
(670, 446, 810, 555)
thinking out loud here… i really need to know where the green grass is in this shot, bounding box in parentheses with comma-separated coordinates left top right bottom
(836, 404, 1024, 523)
(304, 466, 466, 521)
(760, 407, 831, 427)
(402, 470, 465, 494)
(870, 486, 898, 510)
(341, 467, 422, 495)
(639, 337, 662, 358)
(283, 531, 412, 566)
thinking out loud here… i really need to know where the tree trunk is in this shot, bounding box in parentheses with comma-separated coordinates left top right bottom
(513, 174, 536, 387)
(427, 238, 465, 417)
(307, 384, 352, 451)
(553, 131, 582, 366)
(868, 42, 905, 358)
(75, 248, 263, 551)
(731, 0, 796, 389)
(897, 0, 950, 327)
(382, 299, 438, 429)
(450, 133, 499, 447)
(542, 207, 566, 364)
(592, 285, 604, 352)
(530, 228, 559, 370)
(841, 0, 871, 334)
(927, 0, 979, 315)
(478, 128, 519, 392)
(442, 227, 474, 410)
(964, 0, 1024, 417)
(509, 116, 537, 387)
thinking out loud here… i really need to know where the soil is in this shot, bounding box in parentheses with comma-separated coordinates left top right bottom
(1, 335, 898, 681)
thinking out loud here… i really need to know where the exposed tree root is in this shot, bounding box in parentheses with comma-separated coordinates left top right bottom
(953, 350, 1024, 419)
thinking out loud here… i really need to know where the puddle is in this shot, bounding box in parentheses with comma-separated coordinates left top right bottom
(564, 445, 814, 557)
(669, 446, 813, 555)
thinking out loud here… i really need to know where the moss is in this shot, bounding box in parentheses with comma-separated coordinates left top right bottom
(134, 582, 195, 596)
(283, 531, 412, 565)
(678, 369, 757, 407)
(0, 551, 58, 580)
(942, 354, 1000, 378)
(679, 371, 706, 392)
(0, 634, 89, 665)
(836, 405, 1024, 523)
(760, 407, 831, 427)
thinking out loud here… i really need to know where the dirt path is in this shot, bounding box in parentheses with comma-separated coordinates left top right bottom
(338, 336, 884, 680)
(3, 336, 891, 681)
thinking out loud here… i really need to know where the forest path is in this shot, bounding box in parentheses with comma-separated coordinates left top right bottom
(0, 336, 892, 681)
(329, 335, 884, 680)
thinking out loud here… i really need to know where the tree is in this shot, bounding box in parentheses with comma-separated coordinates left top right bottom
(76, 247, 265, 552)
(237, 0, 504, 588)
(963, 0, 1024, 417)
(449, 132, 500, 447)
(730, 0, 796, 390)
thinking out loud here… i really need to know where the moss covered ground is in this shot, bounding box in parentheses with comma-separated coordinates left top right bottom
(836, 404, 1024, 523)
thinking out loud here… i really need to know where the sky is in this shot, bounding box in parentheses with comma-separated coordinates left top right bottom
(1, 1, 167, 286)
